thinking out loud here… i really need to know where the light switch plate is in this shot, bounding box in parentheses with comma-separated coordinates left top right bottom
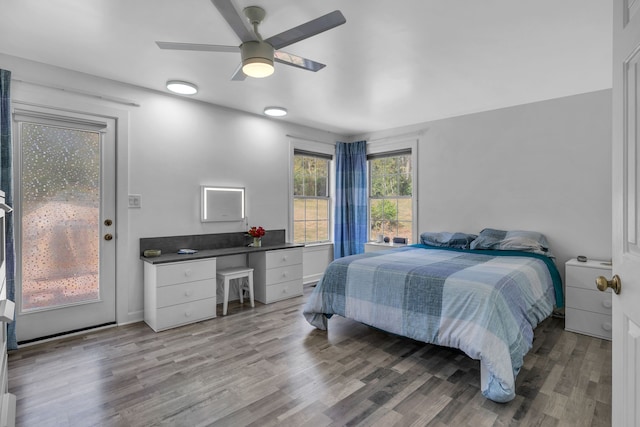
(128, 194, 141, 208)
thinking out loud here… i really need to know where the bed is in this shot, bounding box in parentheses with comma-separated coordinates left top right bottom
(303, 230, 563, 403)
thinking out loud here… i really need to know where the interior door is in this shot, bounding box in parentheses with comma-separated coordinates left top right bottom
(12, 105, 116, 343)
(612, 1, 640, 425)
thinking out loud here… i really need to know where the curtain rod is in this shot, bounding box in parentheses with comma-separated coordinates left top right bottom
(12, 78, 141, 107)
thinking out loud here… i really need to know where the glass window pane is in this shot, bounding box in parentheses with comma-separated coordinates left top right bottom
(382, 199, 398, 221)
(397, 221, 412, 242)
(305, 221, 318, 243)
(316, 176, 327, 197)
(318, 220, 329, 241)
(370, 199, 385, 221)
(293, 156, 304, 195)
(293, 198, 305, 221)
(305, 199, 318, 220)
(398, 199, 412, 221)
(21, 123, 101, 311)
(317, 199, 329, 220)
(384, 175, 399, 197)
(368, 153, 413, 244)
(293, 220, 305, 243)
(370, 175, 385, 198)
(293, 153, 331, 244)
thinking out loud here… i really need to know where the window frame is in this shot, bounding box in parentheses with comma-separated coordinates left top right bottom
(289, 139, 335, 246)
(367, 137, 418, 244)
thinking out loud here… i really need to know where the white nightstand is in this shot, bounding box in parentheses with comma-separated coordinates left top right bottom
(564, 258, 613, 340)
(364, 242, 406, 252)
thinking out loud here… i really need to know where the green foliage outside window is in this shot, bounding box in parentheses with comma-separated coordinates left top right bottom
(293, 154, 330, 244)
(369, 154, 412, 242)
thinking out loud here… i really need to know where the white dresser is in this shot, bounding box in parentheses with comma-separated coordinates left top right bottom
(565, 258, 613, 340)
(249, 248, 303, 303)
(144, 258, 217, 332)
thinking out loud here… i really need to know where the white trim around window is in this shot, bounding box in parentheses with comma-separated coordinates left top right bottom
(288, 137, 336, 245)
(366, 136, 419, 244)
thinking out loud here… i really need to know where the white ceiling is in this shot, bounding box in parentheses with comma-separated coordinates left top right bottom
(0, 0, 612, 135)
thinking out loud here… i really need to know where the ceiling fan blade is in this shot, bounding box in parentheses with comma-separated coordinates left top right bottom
(274, 51, 326, 72)
(265, 10, 346, 50)
(156, 41, 239, 53)
(210, 0, 255, 43)
(230, 63, 247, 81)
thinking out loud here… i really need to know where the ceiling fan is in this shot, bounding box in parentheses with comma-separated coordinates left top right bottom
(156, 0, 346, 80)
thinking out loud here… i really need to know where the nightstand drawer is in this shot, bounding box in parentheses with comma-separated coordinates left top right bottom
(155, 259, 217, 287)
(566, 261, 611, 291)
(565, 287, 611, 315)
(565, 308, 612, 340)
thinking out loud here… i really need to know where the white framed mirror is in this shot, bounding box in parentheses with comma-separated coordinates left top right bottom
(201, 186, 245, 222)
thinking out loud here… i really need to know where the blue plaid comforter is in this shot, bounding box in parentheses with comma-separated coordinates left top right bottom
(303, 245, 563, 403)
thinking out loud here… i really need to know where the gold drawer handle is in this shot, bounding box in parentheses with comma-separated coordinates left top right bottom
(596, 275, 621, 294)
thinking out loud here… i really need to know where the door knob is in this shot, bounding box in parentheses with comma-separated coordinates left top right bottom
(104, 233, 113, 241)
(596, 275, 621, 294)
(104, 219, 113, 226)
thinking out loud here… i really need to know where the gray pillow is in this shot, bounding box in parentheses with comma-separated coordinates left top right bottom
(420, 231, 478, 249)
(470, 228, 553, 257)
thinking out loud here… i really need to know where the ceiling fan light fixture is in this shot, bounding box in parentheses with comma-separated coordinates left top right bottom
(264, 106, 287, 117)
(241, 41, 275, 78)
(166, 80, 198, 95)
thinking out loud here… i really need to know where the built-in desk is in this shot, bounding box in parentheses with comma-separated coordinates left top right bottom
(140, 230, 303, 331)
(140, 242, 303, 265)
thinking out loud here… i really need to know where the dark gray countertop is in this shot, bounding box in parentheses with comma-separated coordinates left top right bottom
(141, 242, 304, 265)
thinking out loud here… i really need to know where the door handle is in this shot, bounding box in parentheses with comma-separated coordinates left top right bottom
(596, 275, 621, 294)
(104, 233, 113, 241)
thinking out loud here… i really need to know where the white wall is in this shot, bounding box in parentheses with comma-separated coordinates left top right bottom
(2, 52, 612, 328)
(1, 53, 342, 325)
(355, 89, 612, 278)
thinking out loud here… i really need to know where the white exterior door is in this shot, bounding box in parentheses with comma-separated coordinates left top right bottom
(612, 1, 640, 425)
(13, 105, 116, 342)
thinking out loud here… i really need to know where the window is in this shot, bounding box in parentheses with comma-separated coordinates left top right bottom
(293, 151, 331, 244)
(368, 151, 413, 243)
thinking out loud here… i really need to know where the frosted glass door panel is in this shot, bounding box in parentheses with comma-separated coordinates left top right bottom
(20, 123, 100, 311)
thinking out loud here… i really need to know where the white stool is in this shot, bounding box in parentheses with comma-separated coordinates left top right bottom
(216, 267, 254, 316)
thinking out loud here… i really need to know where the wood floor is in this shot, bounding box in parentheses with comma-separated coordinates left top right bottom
(8, 286, 611, 427)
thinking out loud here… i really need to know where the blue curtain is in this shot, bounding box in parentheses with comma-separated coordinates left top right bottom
(0, 69, 16, 350)
(334, 140, 368, 259)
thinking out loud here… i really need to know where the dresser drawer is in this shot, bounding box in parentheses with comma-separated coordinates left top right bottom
(155, 298, 216, 331)
(265, 249, 302, 268)
(565, 308, 612, 340)
(264, 279, 303, 303)
(156, 279, 216, 308)
(265, 263, 303, 286)
(566, 286, 612, 315)
(155, 259, 217, 287)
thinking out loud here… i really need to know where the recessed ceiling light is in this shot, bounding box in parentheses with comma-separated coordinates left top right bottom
(166, 80, 198, 95)
(263, 106, 287, 117)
